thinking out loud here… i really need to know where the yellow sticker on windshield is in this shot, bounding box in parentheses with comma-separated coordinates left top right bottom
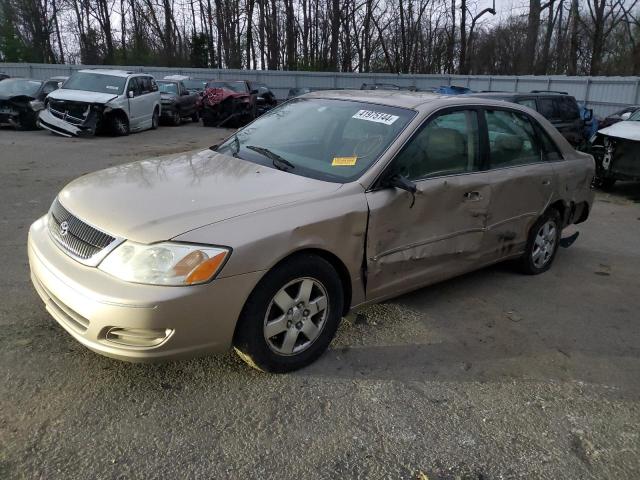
(332, 156, 358, 166)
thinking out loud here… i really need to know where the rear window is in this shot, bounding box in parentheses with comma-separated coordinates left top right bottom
(538, 97, 579, 122)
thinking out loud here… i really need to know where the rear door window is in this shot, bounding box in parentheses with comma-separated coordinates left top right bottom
(485, 109, 542, 168)
(537, 98, 556, 120)
(557, 97, 579, 122)
(516, 98, 537, 110)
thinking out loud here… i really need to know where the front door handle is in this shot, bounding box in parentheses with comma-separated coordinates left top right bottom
(464, 191, 482, 201)
(542, 179, 552, 186)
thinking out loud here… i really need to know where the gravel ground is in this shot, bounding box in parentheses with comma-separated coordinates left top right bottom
(1, 124, 639, 480)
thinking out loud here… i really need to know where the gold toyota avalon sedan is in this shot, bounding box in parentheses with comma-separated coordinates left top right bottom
(28, 90, 595, 372)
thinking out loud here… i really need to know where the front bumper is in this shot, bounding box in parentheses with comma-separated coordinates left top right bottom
(28, 215, 263, 362)
(160, 104, 176, 116)
(37, 109, 95, 137)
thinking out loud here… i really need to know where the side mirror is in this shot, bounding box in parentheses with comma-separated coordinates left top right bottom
(385, 174, 417, 207)
(250, 89, 259, 95)
(127, 90, 134, 98)
(181, 90, 189, 96)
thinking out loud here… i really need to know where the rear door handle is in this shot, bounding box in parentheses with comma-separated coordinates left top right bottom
(542, 179, 552, 186)
(464, 191, 482, 201)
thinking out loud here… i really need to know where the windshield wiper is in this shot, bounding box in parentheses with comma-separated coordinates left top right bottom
(246, 145, 295, 171)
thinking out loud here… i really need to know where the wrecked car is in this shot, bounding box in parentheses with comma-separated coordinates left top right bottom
(38, 69, 161, 137)
(599, 105, 639, 129)
(590, 108, 640, 188)
(248, 82, 278, 116)
(28, 91, 594, 373)
(200, 80, 258, 127)
(0, 77, 65, 130)
(157, 79, 200, 125)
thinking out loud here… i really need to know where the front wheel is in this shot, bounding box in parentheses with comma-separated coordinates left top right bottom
(171, 110, 181, 126)
(233, 254, 344, 373)
(519, 209, 561, 275)
(191, 110, 200, 122)
(109, 113, 129, 136)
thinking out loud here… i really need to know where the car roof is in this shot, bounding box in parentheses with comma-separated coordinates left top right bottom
(77, 69, 137, 77)
(301, 89, 446, 109)
(468, 91, 574, 99)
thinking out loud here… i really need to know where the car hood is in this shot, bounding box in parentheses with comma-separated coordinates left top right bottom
(0, 94, 35, 102)
(161, 93, 177, 100)
(56, 149, 342, 243)
(598, 121, 640, 141)
(47, 89, 119, 104)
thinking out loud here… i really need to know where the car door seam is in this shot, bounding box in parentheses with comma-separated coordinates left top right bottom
(370, 227, 485, 261)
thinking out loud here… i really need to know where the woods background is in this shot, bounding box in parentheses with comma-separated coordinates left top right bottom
(0, 0, 639, 76)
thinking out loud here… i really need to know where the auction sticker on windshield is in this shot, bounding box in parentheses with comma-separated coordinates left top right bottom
(332, 156, 358, 166)
(352, 110, 399, 125)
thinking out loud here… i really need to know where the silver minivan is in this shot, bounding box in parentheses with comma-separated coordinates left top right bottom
(38, 69, 161, 137)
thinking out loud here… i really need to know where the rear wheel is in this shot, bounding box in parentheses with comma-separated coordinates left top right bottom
(519, 209, 561, 275)
(233, 254, 344, 373)
(151, 108, 159, 129)
(594, 176, 616, 190)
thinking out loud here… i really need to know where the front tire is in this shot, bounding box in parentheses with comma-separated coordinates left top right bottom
(109, 113, 129, 136)
(171, 110, 181, 126)
(233, 254, 344, 373)
(191, 110, 200, 122)
(519, 209, 561, 275)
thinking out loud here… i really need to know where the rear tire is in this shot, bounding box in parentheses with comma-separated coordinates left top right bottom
(233, 254, 344, 373)
(594, 176, 616, 190)
(151, 108, 159, 130)
(519, 209, 561, 275)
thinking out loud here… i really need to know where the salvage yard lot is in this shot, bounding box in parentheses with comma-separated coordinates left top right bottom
(1, 124, 639, 479)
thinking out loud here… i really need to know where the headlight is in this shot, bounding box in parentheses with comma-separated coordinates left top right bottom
(99, 241, 230, 286)
(29, 100, 44, 111)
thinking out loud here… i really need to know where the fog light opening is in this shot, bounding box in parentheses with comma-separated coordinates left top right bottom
(104, 327, 174, 348)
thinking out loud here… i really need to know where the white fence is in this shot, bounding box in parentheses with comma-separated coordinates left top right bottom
(1, 62, 639, 116)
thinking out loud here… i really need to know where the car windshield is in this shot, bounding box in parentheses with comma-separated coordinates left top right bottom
(183, 80, 206, 91)
(63, 72, 126, 94)
(0, 78, 42, 97)
(628, 109, 640, 121)
(216, 98, 415, 183)
(158, 82, 178, 94)
(206, 81, 247, 93)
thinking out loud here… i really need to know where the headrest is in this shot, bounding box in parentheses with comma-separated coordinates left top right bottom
(495, 134, 523, 152)
(425, 127, 466, 157)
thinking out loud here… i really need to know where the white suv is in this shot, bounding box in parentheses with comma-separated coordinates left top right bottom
(38, 69, 161, 137)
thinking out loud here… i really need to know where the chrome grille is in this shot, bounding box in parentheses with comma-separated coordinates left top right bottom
(48, 198, 115, 260)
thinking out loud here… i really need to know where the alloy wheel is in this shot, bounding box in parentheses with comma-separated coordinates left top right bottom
(263, 277, 329, 356)
(532, 220, 557, 268)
